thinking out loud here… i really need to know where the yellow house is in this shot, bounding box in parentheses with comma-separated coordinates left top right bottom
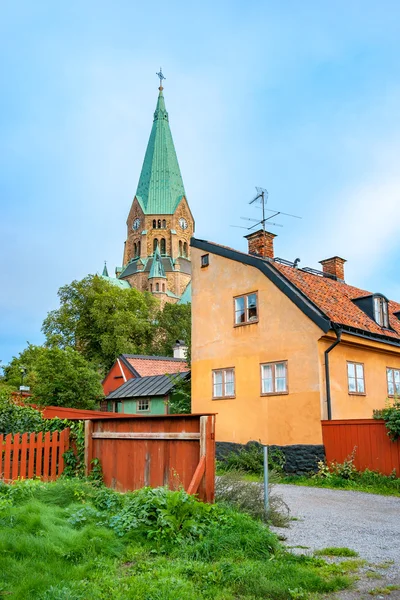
(190, 231, 400, 447)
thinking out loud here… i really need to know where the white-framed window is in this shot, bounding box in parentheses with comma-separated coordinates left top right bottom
(261, 361, 288, 395)
(373, 296, 389, 327)
(137, 399, 150, 412)
(201, 254, 209, 268)
(387, 368, 400, 397)
(347, 362, 365, 394)
(234, 292, 258, 325)
(212, 368, 235, 399)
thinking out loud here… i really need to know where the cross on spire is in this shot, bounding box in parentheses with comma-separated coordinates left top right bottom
(156, 67, 166, 90)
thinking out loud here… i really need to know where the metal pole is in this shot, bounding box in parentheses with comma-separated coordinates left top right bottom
(263, 445, 269, 511)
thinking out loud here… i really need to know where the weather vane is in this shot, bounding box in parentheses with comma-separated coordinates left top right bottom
(156, 67, 166, 89)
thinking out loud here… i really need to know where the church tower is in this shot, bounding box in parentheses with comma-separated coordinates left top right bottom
(117, 73, 194, 304)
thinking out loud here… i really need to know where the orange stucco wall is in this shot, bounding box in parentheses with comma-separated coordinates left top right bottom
(191, 248, 324, 445)
(319, 334, 400, 420)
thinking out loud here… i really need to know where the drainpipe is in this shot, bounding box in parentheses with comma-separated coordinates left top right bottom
(324, 324, 342, 421)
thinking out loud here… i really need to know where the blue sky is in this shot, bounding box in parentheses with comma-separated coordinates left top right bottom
(1, 1, 400, 365)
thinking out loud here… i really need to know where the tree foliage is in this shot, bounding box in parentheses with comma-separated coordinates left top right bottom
(2, 346, 103, 409)
(42, 276, 159, 370)
(153, 303, 191, 363)
(373, 398, 400, 441)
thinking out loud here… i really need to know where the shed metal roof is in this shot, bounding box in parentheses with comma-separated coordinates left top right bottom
(107, 371, 190, 399)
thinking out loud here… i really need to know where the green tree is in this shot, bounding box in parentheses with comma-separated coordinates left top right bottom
(42, 275, 159, 370)
(3, 346, 103, 409)
(152, 303, 191, 362)
(32, 347, 103, 409)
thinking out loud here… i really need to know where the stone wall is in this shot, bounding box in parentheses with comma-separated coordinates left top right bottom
(216, 440, 325, 475)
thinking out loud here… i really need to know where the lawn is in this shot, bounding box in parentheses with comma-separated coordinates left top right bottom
(279, 471, 400, 497)
(0, 479, 354, 600)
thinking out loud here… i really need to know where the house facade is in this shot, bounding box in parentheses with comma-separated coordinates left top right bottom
(190, 231, 400, 446)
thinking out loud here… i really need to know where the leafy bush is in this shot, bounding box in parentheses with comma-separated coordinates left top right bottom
(374, 398, 400, 441)
(0, 390, 68, 435)
(221, 442, 286, 475)
(314, 448, 357, 481)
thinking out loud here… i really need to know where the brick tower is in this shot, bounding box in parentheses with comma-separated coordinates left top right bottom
(117, 77, 194, 304)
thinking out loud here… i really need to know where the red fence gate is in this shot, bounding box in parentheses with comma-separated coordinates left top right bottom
(322, 419, 400, 476)
(0, 429, 70, 482)
(84, 414, 216, 502)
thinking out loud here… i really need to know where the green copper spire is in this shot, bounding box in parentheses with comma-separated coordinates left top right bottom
(148, 245, 166, 279)
(135, 85, 186, 215)
(102, 262, 109, 277)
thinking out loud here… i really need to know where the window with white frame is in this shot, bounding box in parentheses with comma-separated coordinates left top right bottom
(373, 296, 389, 327)
(261, 361, 288, 395)
(212, 368, 235, 398)
(137, 399, 150, 412)
(387, 368, 400, 396)
(234, 293, 258, 325)
(347, 362, 365, 394)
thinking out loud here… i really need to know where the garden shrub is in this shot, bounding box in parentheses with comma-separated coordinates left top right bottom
(374, 398, 400, 441)
(314, 448, 357, 481)
(221, 442, 286, 475)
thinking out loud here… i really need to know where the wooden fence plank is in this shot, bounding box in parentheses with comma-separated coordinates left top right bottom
(27, 433, 36, 478)
(84, 421, 93, 477)
(204, 415, 216, 503)
(0, 434, 3, 477)
(11, 434, 20, 480)
(50, 431, 58, 480)
(4, 434, 12, 482)
(43, 431, 51, 481)
(187, 456, 206, 494)
(35, 432, 43, 478)
(20, 433, 29, 480)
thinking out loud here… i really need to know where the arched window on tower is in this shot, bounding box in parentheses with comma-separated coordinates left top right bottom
(162, 219, 166, 228)
(137, 241, 141, 257)
(156, 283, 159, 292)
(183, 242, 188, 258)
(157, 219, 161, 229)
(153, 238, 158, 253)
(133, 243, 137, 257)
(160, 238, 166, 255)
(150, 283, 153, 292)
(153, 219, 156, 229)
(179, 241, 183, 256)
(162, 283, 165, 292)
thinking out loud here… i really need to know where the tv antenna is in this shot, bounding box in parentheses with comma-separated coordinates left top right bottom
(230, 187, 301, 256)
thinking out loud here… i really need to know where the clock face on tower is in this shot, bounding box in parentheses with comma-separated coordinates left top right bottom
(179, 217, 188, 230)
(132, 218, 141, 231)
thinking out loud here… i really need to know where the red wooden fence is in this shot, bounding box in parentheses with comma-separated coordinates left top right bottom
(85, 414, 216, 502)
(0, 429, 70, 482)
(322, 419, 400, 476)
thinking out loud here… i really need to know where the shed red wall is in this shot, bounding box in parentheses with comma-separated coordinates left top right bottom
(102, 360, 136, 396)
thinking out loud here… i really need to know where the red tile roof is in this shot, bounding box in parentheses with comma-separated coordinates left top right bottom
(123, 355, 188, 377)
(272, 262, 400, 341)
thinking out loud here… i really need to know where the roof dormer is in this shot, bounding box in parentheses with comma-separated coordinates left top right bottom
(352, 293, 390, 328)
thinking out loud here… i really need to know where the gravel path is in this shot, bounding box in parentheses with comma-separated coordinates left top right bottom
(271, 485, 400, 598)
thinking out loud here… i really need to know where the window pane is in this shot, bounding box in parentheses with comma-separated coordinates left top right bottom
(213, 371, 223, 397)
(247, 294, 258, 321)
(382, 300, 388, 327)
(261, 364, 273, 393)
(356, 364, 364, 379)
(224, 369, 235, 396)
(347, 363, 355, 378)
(275, 362, 287, 392)
(388, 380, 395, 396)
(235, 297, 245, 324)
(348, 377, 357, 393)
(357, 378, 365, 394)
(394, 370, 400, 395)
(374, 297, 382, 325)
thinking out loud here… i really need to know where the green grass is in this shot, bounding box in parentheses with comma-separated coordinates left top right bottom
(0, 479, 354, 600)
(280, 470, 400, 497)
(314, 547, 359, 557)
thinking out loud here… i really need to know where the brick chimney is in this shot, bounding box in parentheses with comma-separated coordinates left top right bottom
(319, 256, 346, 281)
(245, 229, 276, 260)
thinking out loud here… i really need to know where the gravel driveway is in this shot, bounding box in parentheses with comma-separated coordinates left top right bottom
(272, 485, 400, 598)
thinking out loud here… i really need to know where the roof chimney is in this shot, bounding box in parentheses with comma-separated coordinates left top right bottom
(245, 229, 276, 260)
(173, 340, 187, 360)
(319, 256, 346, 281)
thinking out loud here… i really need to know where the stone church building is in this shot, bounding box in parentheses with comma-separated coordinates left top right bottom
(102, 81, 194, 305)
